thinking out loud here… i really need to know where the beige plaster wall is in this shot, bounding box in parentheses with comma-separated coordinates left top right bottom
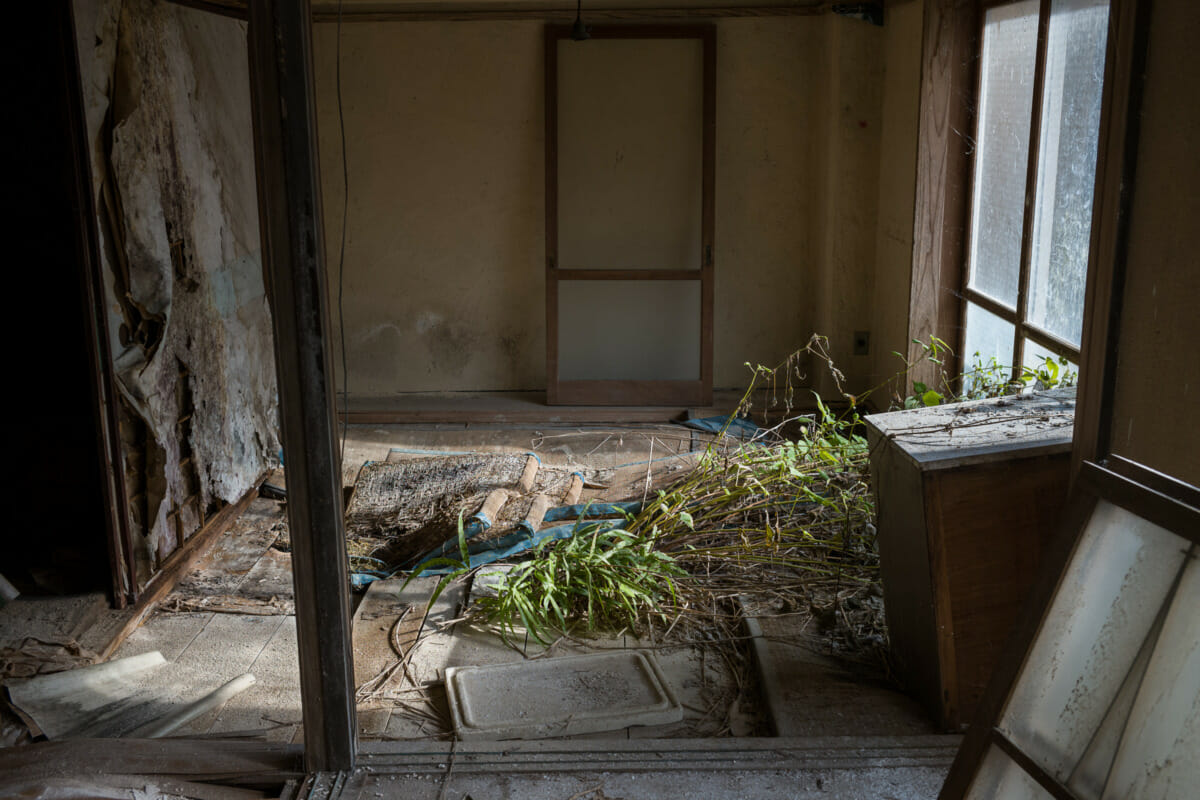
(1108, 1, 1200, 486)
(870, 0, 924, 403)
(315, 17, 901, 398)
(812, 14, 885, 398)
(715, 18, 825, 391)
(314, 21, 546, 396)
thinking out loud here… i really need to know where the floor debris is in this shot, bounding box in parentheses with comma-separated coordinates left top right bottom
(5, 650, 257, 740)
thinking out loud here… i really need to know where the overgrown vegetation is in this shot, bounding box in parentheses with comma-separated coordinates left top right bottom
(409, 333, 1076, 668)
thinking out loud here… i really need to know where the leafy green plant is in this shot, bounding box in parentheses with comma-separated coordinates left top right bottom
(897, 338, 1077, 409)
(473, 520, 686, 645)
(401, 512, 472, 606)
(1020, 355, 1077, 390)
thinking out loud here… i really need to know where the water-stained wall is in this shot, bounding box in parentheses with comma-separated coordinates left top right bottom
(73, 0, 279, 590)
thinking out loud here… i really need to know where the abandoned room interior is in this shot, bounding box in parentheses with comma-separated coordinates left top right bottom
(2, 0, 1196, 797)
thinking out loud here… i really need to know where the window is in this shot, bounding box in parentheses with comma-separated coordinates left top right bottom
(962, 0, 1110, 379)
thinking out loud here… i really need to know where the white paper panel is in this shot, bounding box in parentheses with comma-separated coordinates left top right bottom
(557, 38, 703, 271)
(558, 280, 700, 381)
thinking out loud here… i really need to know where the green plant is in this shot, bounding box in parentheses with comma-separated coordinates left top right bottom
(897, 339, 1077, 408)
(402, 513, 472, 606)
(474, 519, 687, 645)
(1020, 355, 1077, 390)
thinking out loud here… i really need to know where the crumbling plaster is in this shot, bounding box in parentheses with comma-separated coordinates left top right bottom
(73, 0, 279, 583)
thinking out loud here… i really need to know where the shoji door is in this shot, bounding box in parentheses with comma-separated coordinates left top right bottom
(545, 26, 714, 406)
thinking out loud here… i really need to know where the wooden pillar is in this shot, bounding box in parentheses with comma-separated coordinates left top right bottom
(246, 0, 357, 771)
(906, 0, 977, 391)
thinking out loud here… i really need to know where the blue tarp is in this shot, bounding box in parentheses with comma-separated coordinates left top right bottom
(417, 519, 620, 575)
(677, 414, 760, 439)
(542, 501, 643, 522)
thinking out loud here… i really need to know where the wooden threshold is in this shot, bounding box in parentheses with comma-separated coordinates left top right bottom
(333, 390, 763, 424)
(0, 737, 303, 790)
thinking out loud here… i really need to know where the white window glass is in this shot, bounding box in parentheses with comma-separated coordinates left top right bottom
(1027, 0, 1110, 346)
(966, 1, 1040, 309)
(968, 745, 1056, 800)
(964, 302, 1016, 369)
(998, 502, 1189, 782)
(1102, 552, 1200, 800)
(1066, 608, 1162, 800)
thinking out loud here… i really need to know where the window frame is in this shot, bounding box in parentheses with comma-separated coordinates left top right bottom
(958, 0, 1107, 379)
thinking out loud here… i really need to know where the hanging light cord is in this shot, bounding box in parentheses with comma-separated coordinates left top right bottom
(336, 0, 350, 474)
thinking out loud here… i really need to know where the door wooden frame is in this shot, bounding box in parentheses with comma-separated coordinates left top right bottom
(545, 24, 715, 407)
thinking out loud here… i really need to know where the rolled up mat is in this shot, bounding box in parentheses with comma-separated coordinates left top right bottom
(476, 488, 510, 529)
(518, 453, 540, 492)
(562, 472, 584, 506)
(517, 493, 553, 536)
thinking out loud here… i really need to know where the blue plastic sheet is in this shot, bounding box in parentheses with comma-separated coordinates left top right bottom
(417, 520, 619, 575)
(542, 501, 643, 522)
(677, 414, 760, 439)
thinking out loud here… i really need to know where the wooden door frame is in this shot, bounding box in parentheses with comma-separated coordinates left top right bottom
(545, 24, 715, 407)
(58, 0, 138, 608)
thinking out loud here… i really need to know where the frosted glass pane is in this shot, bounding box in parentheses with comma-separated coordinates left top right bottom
(1103, 552, 1200, 800)
(967, 1, 1039, 308)
(964, 302, 1016, 393)
(558, 280, 700, 380)
(1067, 607, 1163, 800)
(968, 745, 1056, 800)
(557, 39, 703, 270)
(999, 502, 1189, 782)
(1027, 0, 1110, 346)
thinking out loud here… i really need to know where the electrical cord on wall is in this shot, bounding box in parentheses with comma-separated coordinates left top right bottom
(336, 0, 349, 473)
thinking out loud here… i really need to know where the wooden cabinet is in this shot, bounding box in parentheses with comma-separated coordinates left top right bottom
(864, 389, 1074, 731)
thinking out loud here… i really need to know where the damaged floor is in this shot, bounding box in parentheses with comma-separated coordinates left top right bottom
(2, 421, 957, 798)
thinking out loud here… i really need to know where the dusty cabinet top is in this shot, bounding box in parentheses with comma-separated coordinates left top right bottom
(864, 388, 1076, 471)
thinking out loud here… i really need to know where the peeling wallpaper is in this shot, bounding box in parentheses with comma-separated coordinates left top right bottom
(73, 0, 279, 586)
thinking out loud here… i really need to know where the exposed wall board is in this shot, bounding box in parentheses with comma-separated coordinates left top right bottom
(712, 19, 825, 390)
(73, 0, 279, 585)
(1108, 0, 1200, 486)
(870, 0, 923, 398)
(314, 18, 894, 398)
(813, 15, 884, 399)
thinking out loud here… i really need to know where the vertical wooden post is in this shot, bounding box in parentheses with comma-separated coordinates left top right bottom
(246, 0, 357, 772)
(906, 0, 977, 391)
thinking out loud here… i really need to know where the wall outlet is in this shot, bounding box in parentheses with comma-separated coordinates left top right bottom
(853, 330, 871, 356)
